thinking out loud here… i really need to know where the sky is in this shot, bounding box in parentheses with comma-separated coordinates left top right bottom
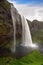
(8, 0, 43, 21)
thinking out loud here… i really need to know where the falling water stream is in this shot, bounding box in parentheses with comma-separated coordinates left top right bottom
(11, 5, 16, 53)
(0, 3, 43, 59)
(21, 16, 38, 48)
(10, 4, 43, 58)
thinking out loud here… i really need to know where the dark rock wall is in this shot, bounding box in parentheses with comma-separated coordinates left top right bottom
(0, 0, 22, 47)
(0, 0, 14, 47)
(27, 19, 43, 33)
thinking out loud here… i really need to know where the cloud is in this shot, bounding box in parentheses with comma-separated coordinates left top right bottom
(12, 2, 43, 21)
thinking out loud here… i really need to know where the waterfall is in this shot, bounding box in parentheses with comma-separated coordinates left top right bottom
(21, 16, 38, 48)
(21, 16, 32, 46)
(11, 5, 16, 52)
(11, 4, 38, 53)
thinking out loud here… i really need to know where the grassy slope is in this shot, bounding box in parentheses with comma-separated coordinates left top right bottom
(0, 50, 43, 65)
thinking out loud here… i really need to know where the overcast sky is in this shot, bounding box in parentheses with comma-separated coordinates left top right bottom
(8, 0, 43, 21)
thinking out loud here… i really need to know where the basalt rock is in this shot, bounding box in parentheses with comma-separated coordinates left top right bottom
(0, 0, 22, 47)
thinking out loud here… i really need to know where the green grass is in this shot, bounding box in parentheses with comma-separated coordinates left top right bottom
(32, 29, 43, 43)
(0, 50, 43, 65)
(19, 50, 43, 65)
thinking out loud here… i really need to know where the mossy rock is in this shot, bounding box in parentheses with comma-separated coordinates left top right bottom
(0, 0, 14, 47)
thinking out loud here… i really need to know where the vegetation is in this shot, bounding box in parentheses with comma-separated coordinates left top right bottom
(0, 50, 43, 65)
(0, 0, 43, 65)
(32, 29, 43, 43)
(27, 19, 43, 43)
(0, 0, 10, 12)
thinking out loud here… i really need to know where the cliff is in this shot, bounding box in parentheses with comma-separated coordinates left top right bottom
(0, 0, 43, 47)
(27, 19, 43, 33)
(0, 0, 22, 47)
(27, 19, 43, 43)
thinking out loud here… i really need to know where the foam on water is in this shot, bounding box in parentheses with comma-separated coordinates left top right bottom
(21, 16, 38, 48)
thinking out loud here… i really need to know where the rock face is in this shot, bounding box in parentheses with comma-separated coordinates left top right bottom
(11, 4, 22, 39)
(0, 0, 22, 47)
(0, 0, 14, 47)
(27, 19, 43, 33)
(0, 0, 43, 47)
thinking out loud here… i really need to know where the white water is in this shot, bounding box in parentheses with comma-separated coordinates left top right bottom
(11, 5, 16, 52)
(21, 16, 38, 48)
(11, 5, 38, 53)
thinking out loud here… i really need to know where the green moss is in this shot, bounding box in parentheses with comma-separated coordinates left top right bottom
(32, 29, 43, 43)
(0, 0, 10, 12)
(4, 40, 13, 49)
(0, 21, 5, 34)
